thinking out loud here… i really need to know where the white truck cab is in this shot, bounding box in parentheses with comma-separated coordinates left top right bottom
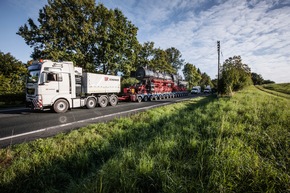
(26, 60, 120, 113)
(191, 86, 201, 94)
(203, 85, 211, 93)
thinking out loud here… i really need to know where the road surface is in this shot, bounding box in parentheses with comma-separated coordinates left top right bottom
(0, 95, 200, 147)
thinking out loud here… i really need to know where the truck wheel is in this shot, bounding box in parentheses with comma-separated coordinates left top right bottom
(109, 95, 118, 106)
(53, 99, 69, 113)
(144, 96, 148, 102)
(99, 95, 108, 107)
(86, 97, 96, 109)
(149, 95, 154, 101)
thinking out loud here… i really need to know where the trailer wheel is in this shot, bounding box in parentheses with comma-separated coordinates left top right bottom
(109, 95, 118, 106)
(137, 96, 142, 103)
(143, 96, 148, 102)
(53, 99, 69, 113)
(86, 97, 96, 109)
(149, 95, 154, 101)
(98, 95, 108, 107)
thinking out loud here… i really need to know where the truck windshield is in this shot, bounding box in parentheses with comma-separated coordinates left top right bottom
(27, 70, 40, 83)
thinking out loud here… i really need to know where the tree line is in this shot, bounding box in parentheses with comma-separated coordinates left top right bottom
(217, 55, 275, 95)
(16, 0, 211, 88)
(1, 0, 275, 99)
(17, 0, 184, 76)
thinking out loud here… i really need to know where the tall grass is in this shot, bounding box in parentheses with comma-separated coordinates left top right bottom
(0, 86, 289, 193)
(262, 83, 290, 95)
(256, 84, 290, 99)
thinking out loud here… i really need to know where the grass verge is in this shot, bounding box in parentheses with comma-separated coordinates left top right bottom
(262, 83, 290, 95)
(256, 85, 290, 100)
(0, 86, 289, 193)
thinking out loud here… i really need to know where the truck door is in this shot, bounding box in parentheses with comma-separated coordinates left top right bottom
(58, 73, 71, 96)
(40, 72, 60, 105)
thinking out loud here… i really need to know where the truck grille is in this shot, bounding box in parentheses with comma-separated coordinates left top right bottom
(27, 88, 35, 95)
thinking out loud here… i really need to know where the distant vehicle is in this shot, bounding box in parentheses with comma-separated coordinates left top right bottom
(203, 86, 211, 93)
(191, 86, 201, 94)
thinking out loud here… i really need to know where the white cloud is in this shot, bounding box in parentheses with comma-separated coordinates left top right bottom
(2, 0, 290, 82)
(133, 0, 290, 83)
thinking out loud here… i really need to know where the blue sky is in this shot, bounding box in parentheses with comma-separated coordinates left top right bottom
(1, 0, 290, 83)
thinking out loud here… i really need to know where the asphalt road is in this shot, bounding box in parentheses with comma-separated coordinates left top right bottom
(0, 95, 200, 147)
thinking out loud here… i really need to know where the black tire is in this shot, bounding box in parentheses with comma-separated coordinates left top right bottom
(109, 95, 118, 106)
(149, 95, 154, 101)
(98, 95, 108, 107)
(86, 97, 96, 109)
(53, 99, 69, 113)
(137, 96, 142, 103)
(143, 96, 148, 102)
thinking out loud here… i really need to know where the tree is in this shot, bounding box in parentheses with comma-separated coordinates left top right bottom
(95, 7, 139, 75)
(251, 72, 264, 85)
(165, 47, 184, 73)
(182, 63, 201, 88)
(0, 51, 27, 94)
(263, 79, 275, 84)
(152, 48, 175, 74)
(199, 72, 213, 88)
(135, 41, 155, 69)
(197, 68, 201, 75)
(17, 0, 139, 75)
(251, 72, 275, 85)
(219, 55, 252, 95)
(18, 0, 97, 70)
(135, 44, 180, 74)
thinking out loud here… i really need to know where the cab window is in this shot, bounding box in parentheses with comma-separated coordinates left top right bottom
(47, 73, 62, 81)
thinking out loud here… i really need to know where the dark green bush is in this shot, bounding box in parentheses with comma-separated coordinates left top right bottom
(0, 92, 25, 106)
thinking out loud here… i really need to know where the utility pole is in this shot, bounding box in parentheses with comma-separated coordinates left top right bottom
(217, 41, 220, 95)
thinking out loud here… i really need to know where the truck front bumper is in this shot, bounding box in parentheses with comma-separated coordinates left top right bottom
(26, 97, 43, 110)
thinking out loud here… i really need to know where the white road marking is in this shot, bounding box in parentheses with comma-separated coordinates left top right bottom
(0, 102, 172, 141)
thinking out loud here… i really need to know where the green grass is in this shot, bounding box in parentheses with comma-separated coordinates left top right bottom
(0, 86, 289, 193)
(256, 84, 290, 100)
(262, 83, 290, 95)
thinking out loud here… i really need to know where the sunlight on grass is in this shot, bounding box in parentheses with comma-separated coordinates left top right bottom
(0, 87, 289, 193)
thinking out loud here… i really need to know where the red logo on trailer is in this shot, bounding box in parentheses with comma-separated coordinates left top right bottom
(104, 77, 109, 81)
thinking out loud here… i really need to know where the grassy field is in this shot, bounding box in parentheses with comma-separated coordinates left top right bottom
(256, 83, 290, 100)
(262, 83, 290, 95)
(0, 86, 289, 193)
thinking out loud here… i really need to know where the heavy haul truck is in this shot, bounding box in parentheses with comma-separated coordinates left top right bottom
(26, 60, 188, 113)
(26, 60, 120, 113)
